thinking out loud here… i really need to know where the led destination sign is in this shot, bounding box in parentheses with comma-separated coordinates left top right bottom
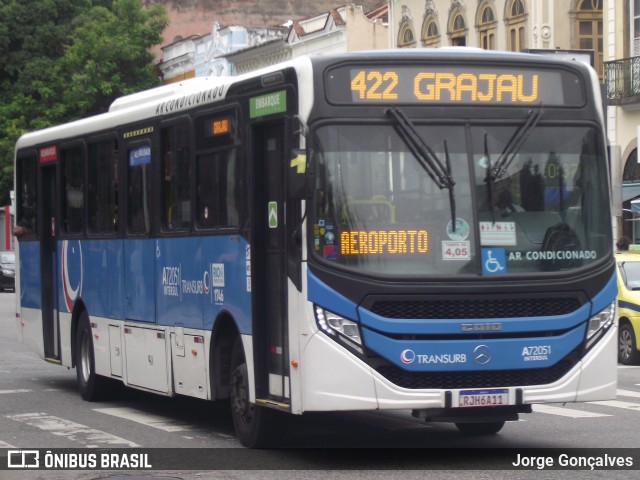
(326, 64, 584, 106)
(340, 229, 429, 255)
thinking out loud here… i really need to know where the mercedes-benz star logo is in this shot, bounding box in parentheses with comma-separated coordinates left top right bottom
(473, 345, 492, 365)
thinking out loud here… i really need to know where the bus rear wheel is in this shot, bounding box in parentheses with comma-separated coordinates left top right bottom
(75, 311, 107, 401)
(455, 421, 505, 435)
(229, 337, 277, 447)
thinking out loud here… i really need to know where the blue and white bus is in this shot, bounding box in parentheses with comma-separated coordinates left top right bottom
(14, 49, 617, 447)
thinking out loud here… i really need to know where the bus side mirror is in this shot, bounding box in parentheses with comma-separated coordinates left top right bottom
(288, 149, 309, 200)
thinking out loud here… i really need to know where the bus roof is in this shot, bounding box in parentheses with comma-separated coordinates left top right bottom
(15, 55, 314, 152)
(15, 49, 596, 152)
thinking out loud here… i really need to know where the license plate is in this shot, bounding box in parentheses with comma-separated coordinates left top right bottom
(459, 389, 509, 408)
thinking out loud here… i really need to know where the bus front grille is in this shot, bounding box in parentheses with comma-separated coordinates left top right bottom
(369, 297, 581, 319)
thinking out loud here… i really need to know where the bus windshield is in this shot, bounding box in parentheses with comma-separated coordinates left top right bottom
(311, 121, 611, 277)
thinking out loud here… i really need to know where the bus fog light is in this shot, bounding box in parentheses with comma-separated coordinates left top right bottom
(585, 302, 615, 349)
(314, 306, 362, 346)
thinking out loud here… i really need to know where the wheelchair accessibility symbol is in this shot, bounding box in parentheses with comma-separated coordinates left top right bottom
(481, 248, 506, 275)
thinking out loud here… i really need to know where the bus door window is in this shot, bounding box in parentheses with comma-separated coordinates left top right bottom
(161, 121, 191, 232)
(61, 145, 85, 235)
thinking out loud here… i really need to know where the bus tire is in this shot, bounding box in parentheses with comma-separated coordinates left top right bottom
(75, 311, 107, 401)
(618, 322, 640, 365)
(229, 336, 277, 448)
(455, 421, 505, 435)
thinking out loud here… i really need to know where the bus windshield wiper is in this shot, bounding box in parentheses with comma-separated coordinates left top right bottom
(488, 105, 544, 182)
(386, 107, 456, 230)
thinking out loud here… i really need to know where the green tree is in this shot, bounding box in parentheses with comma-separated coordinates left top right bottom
(59, 0, 168, 118)
(0, 0, 168, 205)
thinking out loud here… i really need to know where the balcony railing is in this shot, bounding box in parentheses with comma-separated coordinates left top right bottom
(605, 56, 640, 104)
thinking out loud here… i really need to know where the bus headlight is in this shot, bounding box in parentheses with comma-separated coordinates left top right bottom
(585, 302, 616, 350)
(314, 305, 363, 354)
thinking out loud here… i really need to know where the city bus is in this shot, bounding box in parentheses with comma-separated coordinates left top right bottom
(13, 49, 617, 447)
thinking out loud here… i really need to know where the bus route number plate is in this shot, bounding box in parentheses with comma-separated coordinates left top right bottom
(459, 389, 509, 408)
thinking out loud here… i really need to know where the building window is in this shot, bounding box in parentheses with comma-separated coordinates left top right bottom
(624, 149, 640, 184)
(622, 149, 640, 242)
(633, 0, 640, 56)
(422, 16, 440, 47)
(449, 9, 467, 46)
(398, 22, 417, 48)
(478, 3, 497, 50)
(576, 0, 602, 78)
(506, 0, 526, 51)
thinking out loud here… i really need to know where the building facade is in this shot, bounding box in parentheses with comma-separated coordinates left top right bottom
(388, 1, 603, 77)
(158, 4, 389, 81)
(605, 0, 640, 243)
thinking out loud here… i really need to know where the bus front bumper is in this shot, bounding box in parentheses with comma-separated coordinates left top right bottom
(299, 323, 617, 413)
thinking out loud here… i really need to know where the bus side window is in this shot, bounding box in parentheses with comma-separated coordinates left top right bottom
(161, 121, 191, 232)
(88, 139, 119, 234)
(196, 148, 240, 229)
(61, 145, 85, 235)
(127, 143, 152, 235)
(15, 154, 38, 237)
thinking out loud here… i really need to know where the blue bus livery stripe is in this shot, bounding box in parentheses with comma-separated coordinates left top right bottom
(309, 270, 617, 337)
(358, 303, 590, 335)
(307, 270, 358, 321)
(18, 242, 41, 309)
(363, 323, 585, 372)
(19, 236, 252, 334)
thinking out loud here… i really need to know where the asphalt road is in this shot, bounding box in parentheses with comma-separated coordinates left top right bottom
(0, 291, 639, 479)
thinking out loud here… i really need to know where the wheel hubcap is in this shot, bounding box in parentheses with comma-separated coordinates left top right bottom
(619, 330, 632, 360)
(80, 332, 91, 383)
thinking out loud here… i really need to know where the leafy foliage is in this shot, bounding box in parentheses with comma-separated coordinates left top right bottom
(0, 0, 168, 205)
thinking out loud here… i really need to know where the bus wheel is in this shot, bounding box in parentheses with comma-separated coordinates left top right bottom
(75, 311, 107, 401)
(229, 337, 276, 447)
(618, 323, 640, 365)
(455, 421, 505, 435)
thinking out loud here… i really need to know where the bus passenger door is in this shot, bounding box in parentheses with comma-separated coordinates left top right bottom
(40, 163, 60, 361)
(251, 120, 290, 406)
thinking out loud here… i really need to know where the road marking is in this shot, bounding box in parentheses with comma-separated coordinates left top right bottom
(532, 404, 611, 418)
(0, 389, 32, 394)
(93, 407, 194, 432)
(6, 413, 139, 447)
(617, 389, 640, 399)
(0, 440, 16, 448)
(589, 400, 640, 412)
